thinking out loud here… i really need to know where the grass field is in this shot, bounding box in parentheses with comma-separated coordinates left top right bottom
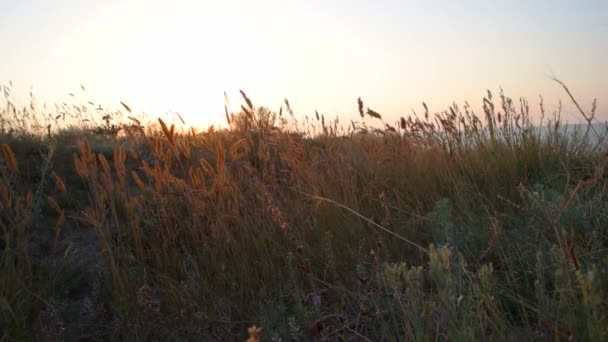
(1, 84, 607, 341)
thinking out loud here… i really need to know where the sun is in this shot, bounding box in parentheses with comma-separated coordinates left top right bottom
(108, 13, 283, 130)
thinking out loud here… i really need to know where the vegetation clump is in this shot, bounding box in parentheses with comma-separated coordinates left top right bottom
(1, 83, 607, 340)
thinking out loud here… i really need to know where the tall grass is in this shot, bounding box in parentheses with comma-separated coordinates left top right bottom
(1, 84, 607, 340)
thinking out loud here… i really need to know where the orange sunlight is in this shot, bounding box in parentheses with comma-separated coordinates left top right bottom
(104, 3, 283, 129)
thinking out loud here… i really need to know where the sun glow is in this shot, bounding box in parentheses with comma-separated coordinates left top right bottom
(106, 4, 283, 129)
(1, 1, 605, 127)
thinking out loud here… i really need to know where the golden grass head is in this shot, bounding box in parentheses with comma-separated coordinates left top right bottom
(229, 138, 247, 160)
(113, 144, 126, 168)
(366, 108, 382, 120)
(131, 170, 146, 190)
(1, 143, 18, 174)
(73, 152, 88, 178)
(199, 158, 215, 176)
(239, 89, 254, 111)
(357, 97, 364, 118)
(158, 118, 175, 147)
(215, 144, 225, 174)
(46, 195, 63, 215)
(246, 325, 262, 342)
(188, 166, 205, 188)
(178, 140, 191, 160)
(79, 139, 92, 161)
(98, 153, 111, 176)
(52, 172, 66, 194)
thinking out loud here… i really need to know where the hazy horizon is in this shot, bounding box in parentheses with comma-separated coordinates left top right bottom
(1, 0, 607, 128)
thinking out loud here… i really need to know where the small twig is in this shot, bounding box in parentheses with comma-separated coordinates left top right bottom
(579, 248, 608, 258)
(295, 189, 429, 254)
(550, 76, 599, 140)
(344, 326, 374, 342)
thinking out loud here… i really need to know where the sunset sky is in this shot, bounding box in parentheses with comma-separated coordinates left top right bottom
(1, 0, 607, 128)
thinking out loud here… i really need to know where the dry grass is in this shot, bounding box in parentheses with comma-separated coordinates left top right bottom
(1, 82, 607, 340)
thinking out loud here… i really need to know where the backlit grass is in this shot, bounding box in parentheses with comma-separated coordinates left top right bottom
(1, 84, 607, 340)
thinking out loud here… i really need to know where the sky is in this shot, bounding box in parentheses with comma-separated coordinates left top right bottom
(1, 0, 607, 128)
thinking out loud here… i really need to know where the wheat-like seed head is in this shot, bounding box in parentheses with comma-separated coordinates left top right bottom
(79, 140, 92, 162)
(114, 145, 127, 187)
(113, 145, 126, 170)
(99, 172, 114, 193)
(73, 153, 88, 177)
(158, 118, 175, 147)
(215, 143, 225, 174)
(1, 143, 18, 174)
(98, 154, 111, 176)
(229, 138, 247, 159)
(178, 140, 191, 160)
(246, 325, 262, 342)
(152, 137, 163, 157)
(198, 158, 213, 176)
(239, 89, 254, 111)
(46, 195, 62, 215)
(131, 170, 146, 190)
(52, 172, 66, 194)
(176, 112, 185, 125)
(188, 166, 205, 188)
